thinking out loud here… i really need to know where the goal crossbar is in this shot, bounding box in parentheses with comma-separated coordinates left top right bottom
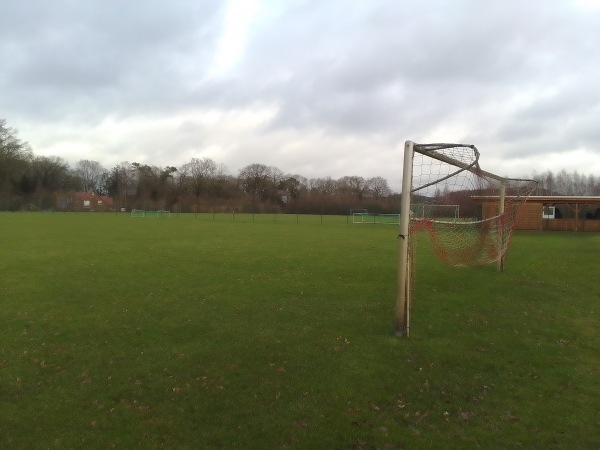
(413, 143, 509, 189)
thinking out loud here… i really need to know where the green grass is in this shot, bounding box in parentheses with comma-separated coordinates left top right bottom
(0, 213, 598, 449)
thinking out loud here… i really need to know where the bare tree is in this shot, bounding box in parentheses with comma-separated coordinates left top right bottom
(587, 174, 600, 195)
(238, 163, 271, 202)
(74, 159, 108, 193)
(23, 156, 72, 209)
(267, 166, 285, 204)
(104, 163, 132, 210)
(0, 120, 405, 213)
(183, 158, 216, 196)
(367, 176, 392, 198)
(181, 157, 230, 209)
(280, 174, 308, 202)
(0, 119, 32, 161)
(309, 177, 337, 196)
(131, 163, 161, 209)
(338, 175, 370, 200)
(0, 119, 33, 206)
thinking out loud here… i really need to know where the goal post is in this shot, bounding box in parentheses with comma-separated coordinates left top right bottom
(352, 212, 375, 224)
(395, 141, 537, 337)
(353, 213, 400, 224)
(131, 209, 146, 218)
(396, 141, 415, 337)
(410, 204, 459, 219)
(130, 209, 171, 218)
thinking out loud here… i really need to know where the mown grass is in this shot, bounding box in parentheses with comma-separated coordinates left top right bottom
(0, 212, 598, 449)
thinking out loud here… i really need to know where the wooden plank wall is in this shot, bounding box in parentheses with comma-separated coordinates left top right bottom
(516, 203, 542, 230)
(481, 201, 600, 231)
(481, 202, 542, 230)
(543, 219, 600, 232)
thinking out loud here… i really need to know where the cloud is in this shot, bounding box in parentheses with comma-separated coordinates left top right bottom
(1, 0, 600, 192)
(1, 1, 223, 120)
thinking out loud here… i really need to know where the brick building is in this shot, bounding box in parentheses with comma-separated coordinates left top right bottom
(69, 190, 114, 211)
(475, 196, 600, 232)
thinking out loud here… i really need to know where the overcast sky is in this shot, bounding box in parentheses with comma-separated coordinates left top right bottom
(2, 0, 599, 191)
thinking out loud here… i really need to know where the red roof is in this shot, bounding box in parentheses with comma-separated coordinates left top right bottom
(73, 190, 114, 207)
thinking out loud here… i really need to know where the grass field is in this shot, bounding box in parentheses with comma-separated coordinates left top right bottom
(0, 212, 598, 449)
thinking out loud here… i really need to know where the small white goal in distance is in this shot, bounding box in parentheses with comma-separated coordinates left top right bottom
(130, 209, 171, 218)
(352, 212, 375, 224)
(352, 213, 401, 224)
(131, 209, 145, 218)
(146, 210, 171, 218)
(379, 214, 400, 225)
(409, 204, 459, 220)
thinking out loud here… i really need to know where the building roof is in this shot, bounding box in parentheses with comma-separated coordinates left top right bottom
(473, 195, 600, 205)
(73, 190, 114, 206)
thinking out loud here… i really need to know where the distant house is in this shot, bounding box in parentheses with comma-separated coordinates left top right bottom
(70, 190, 114, 211)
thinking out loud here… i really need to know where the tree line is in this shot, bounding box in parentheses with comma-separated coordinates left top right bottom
(0, 119, 397, 214)
(5, 119, 599, 214)
(531, 170, 600, 196)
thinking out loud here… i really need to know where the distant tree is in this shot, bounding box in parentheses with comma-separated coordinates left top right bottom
(31, 156, 71, 191)
(588, 174, 600, 195)
(532, 169, 600, 196)
(181, 157, 219, 204)
(238, 163, 271, 202)
(160, 166, 178, 183)
(0, 119, 33, 207)
(308, 177, 336, 196)
(131, 162, 161, 208)
(171, 164, 190, 211)
(266, 166, 285, 204)
(367, 176, 392, 198)
(105, 166, 121, 197)
(544, 170, 555, 195)
(158, 166, 178, 209)
(338, 176, 370, 200)
(74, 159, 108, 193)
(19, 156, 72, 209)
(0, 122, 406, 213)
(212, 173, 241, 202)
(555, 169, 573, 195)
(0, 119, 32, 162)
(279, 175, 307, 202)
(104, 162, 137, 210)
(210, 163, 232, 198)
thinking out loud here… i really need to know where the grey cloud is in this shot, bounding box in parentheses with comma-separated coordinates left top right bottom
(232, 0, 600, 145)
(2, 0, 600, 183)
(1, 1, 223, 120)
(495, 78, 600, 156)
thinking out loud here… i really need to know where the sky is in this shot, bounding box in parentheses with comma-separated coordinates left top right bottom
(2, 0, 600, 191)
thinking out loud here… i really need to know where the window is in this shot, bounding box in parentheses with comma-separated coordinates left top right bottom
(542, 206, 555, 219)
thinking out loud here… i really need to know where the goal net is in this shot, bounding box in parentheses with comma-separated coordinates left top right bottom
(410, 204, 459, 220)
(395, 141, 537, 337)
(131, 209, 146, 218)
(352, 213, 400, 225)
(130, 209, 171, 218)
(352, 212, 375, 224)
